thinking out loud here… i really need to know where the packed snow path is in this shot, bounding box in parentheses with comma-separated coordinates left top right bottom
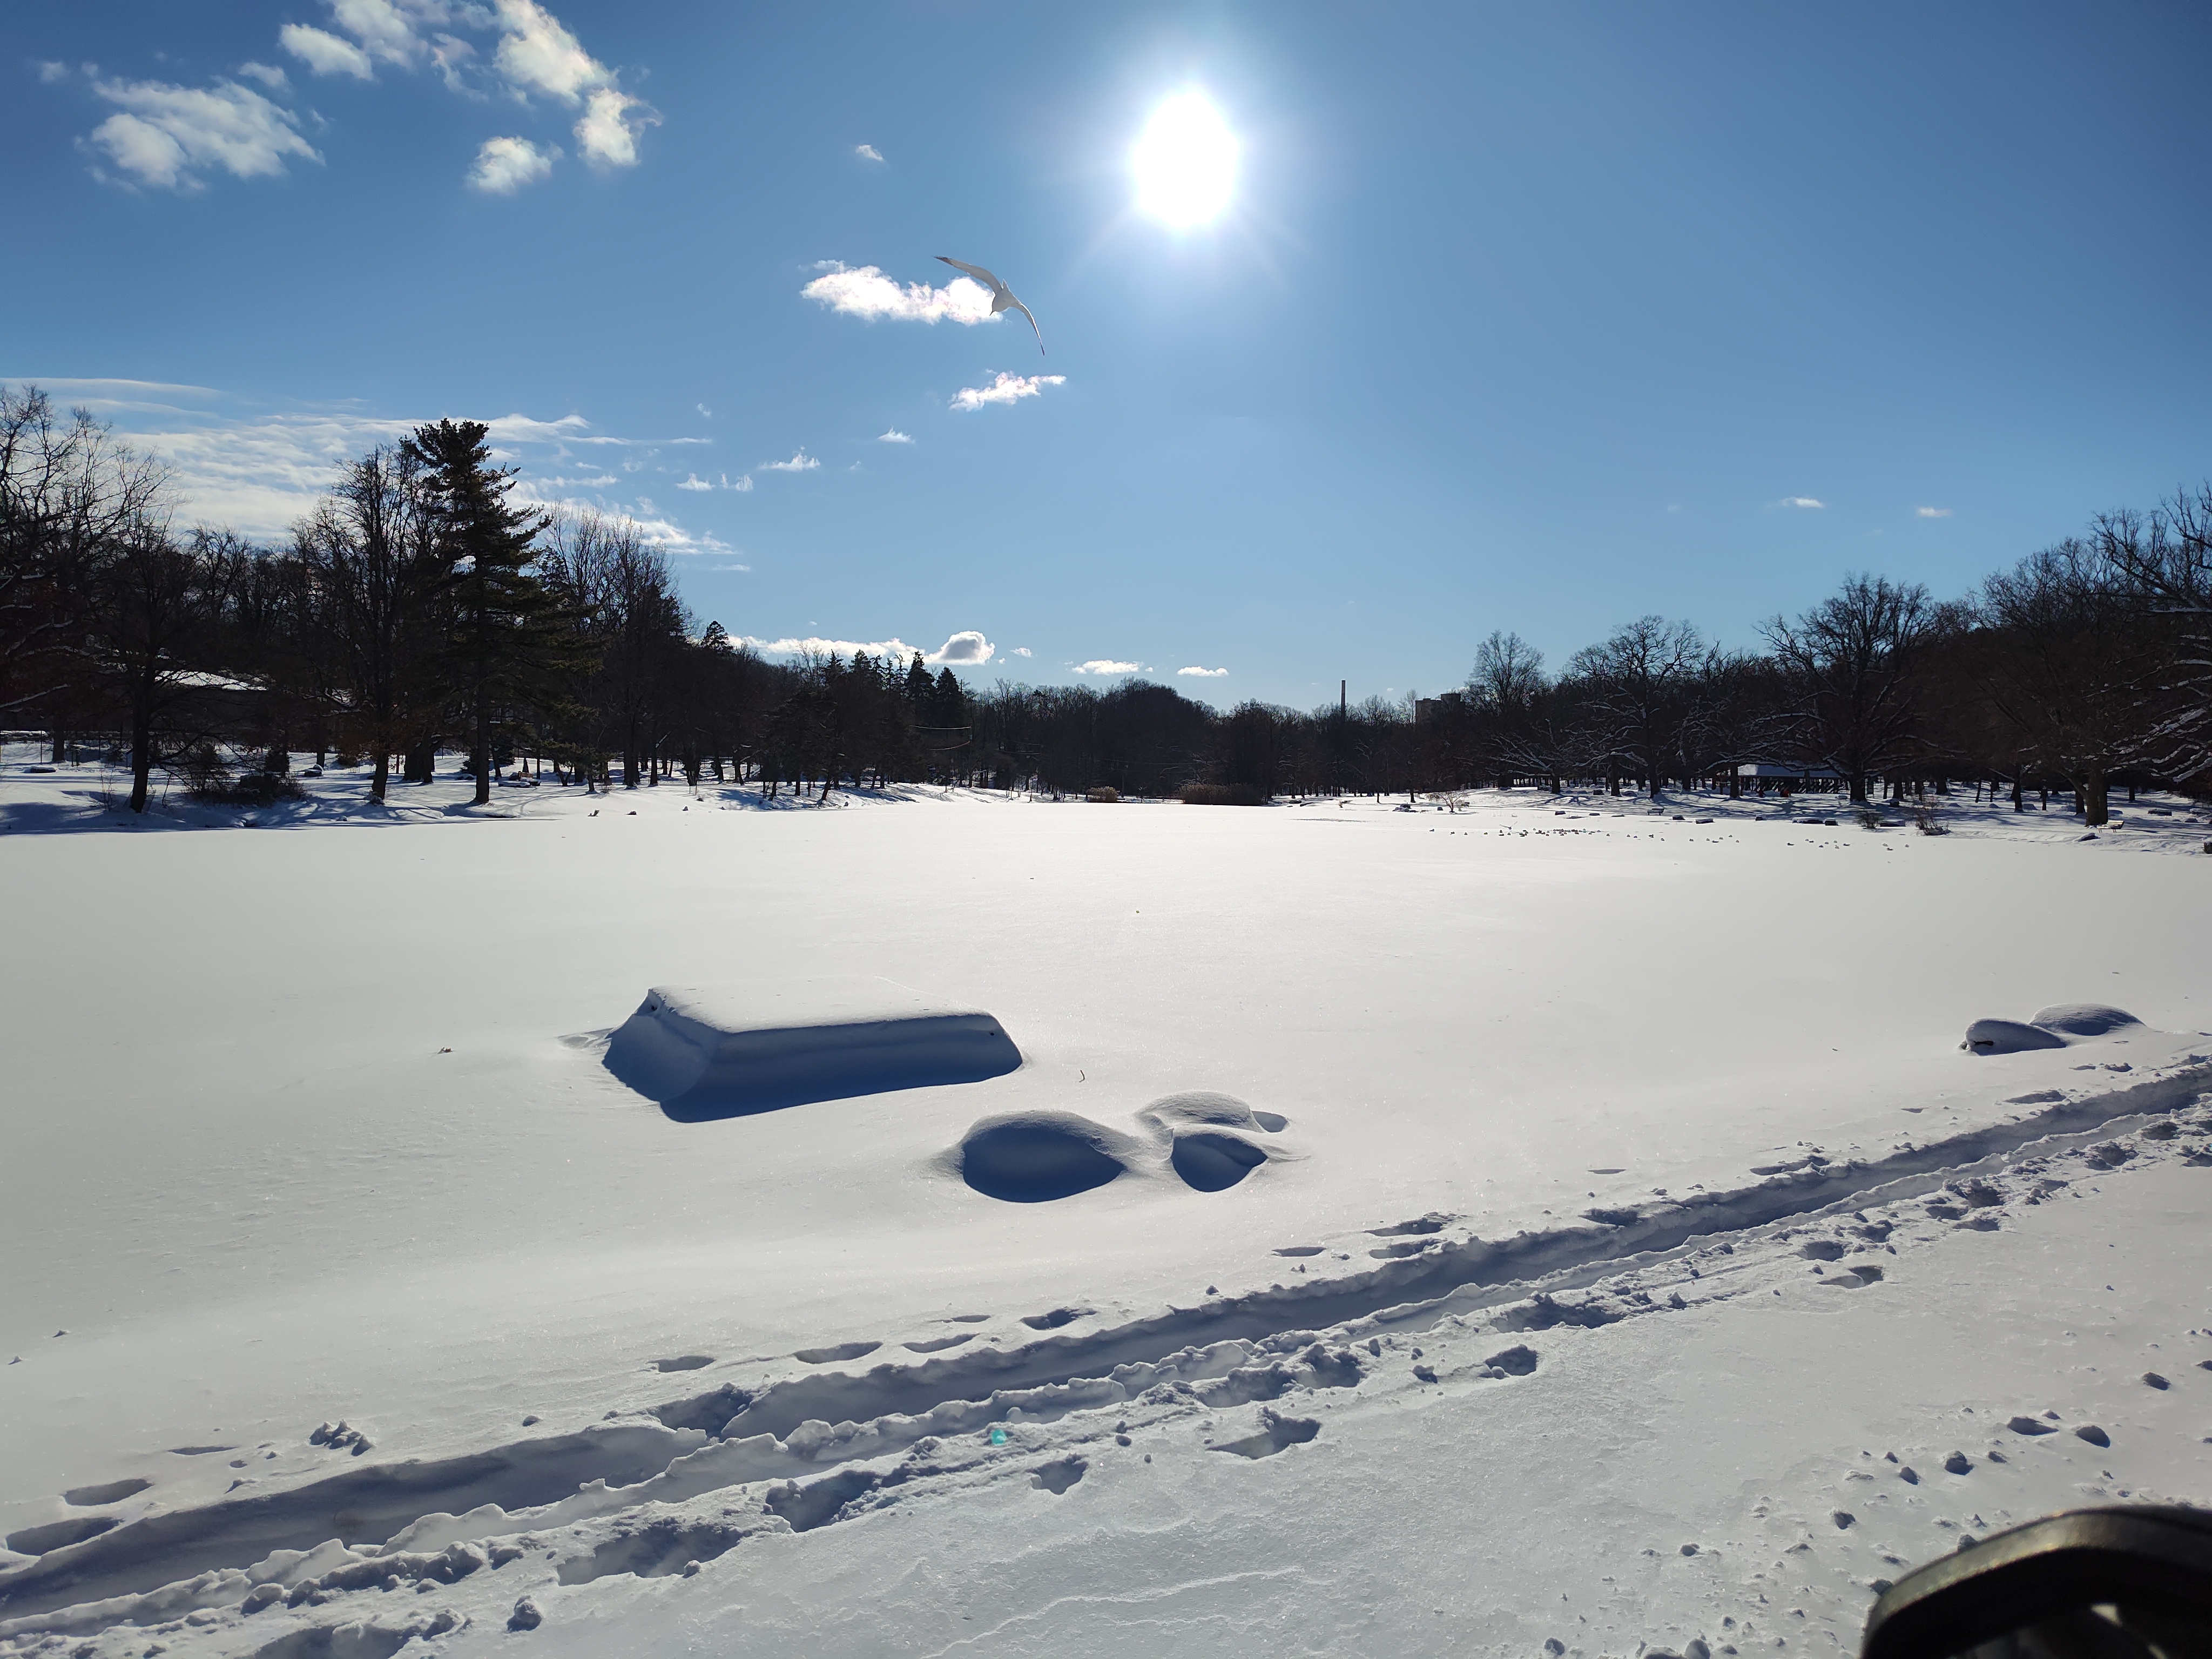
(3, 758, 2209, 1654)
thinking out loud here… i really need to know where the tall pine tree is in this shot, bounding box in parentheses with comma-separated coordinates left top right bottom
(403, 419, 589, 805)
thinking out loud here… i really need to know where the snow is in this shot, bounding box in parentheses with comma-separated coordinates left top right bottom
(601, 980, 1021, 1117)
(2, 747, 2210, 1656)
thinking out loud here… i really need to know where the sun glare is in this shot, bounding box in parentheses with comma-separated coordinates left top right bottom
(1132, 91, 1238, 229)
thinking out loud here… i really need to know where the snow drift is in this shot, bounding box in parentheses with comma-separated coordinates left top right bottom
(1964, 1002, 2143, 1055)
(602, 977, 1022, 1120)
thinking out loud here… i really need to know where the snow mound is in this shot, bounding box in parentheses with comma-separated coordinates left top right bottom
(2028, 1003, 2143, 1037)
(1961, 1019, 2067, 1055)
(1964, 1002, 2143, 1054)
(1134, 1090, 1287, 1137)
(1135, 1092, 1283, 1192)
(956, 1111, 1142, 1203)
(1170, 1131, 1269, 1192)
(603, 978, 1021, 1120)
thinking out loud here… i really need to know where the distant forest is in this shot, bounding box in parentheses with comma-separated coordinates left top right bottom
(3, 383, 2208, 827)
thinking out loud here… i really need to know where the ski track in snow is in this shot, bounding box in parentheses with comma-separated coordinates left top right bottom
(3, 750, 2211, 1655)
(4, 1072, 2211, 1653)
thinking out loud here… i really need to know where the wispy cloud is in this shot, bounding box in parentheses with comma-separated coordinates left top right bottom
(696, 403, 712, 417)
(761, 450, 819, 472)
(84, 76, 320, 191)
(710, 562, 752, 573)
(876, 428, 913, 444)
(952, 372, 1065, 412)
(468, 134, 557, 193)
(739, 634, 921, 662)
(733, 630, 994, 666)
(281, 23, 375, 78)
(1779, 496, 1825, 509)
(237, 62, 291, 90)
(1916, 505, 1952, 518)
(1177, 665, 1228, 677)
(1073, 659, 1143, 676)
(30, 386, 726, 552)
(38, 60, 69, 83)
(802, 263, 994, 325)
(240, 0, 653, 186)
(1011, 646, 1032, 657)
(855, 143, 883, 161)
(675, 471, 752, 493)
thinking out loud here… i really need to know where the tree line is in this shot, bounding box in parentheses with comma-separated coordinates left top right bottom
(2, 383, 2207, 826)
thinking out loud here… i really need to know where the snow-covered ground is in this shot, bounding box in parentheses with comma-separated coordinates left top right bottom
(3, 748, 2210, 1657)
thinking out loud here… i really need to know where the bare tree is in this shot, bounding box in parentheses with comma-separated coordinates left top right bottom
(1567, 616, 1708, 795)
(2093, 489, 2212, 782)
(1972, 540, 2146, 825)
(0, 387, 166, 738)
(94, 523, 245, 813)
(1761, 575, 1936, 803)
(304, 445, 442, 800)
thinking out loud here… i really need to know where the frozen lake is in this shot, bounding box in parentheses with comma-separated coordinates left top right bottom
(4, 759, 2210, 1656)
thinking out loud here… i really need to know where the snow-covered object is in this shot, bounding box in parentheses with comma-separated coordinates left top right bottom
(955, 1110, 1145, 1202)
(2029, 1003, 2144, 1038)
(1964, 1003, 2142, 1054)
(603, 978, 1021, 1117)
(1963, 1018, 2067, 1054)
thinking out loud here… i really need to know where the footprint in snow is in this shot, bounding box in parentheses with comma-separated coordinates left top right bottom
(793, 1341, 880, 1365)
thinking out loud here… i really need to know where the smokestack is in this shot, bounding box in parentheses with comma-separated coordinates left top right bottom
(1339, 679, 1346, 719)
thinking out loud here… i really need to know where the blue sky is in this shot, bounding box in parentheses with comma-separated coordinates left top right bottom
(6, 2, 2210, 706)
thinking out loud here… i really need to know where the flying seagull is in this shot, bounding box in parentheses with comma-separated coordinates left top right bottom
(936, 257, 1044, 355)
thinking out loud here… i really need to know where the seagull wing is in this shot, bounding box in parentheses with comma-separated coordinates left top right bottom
(1009, 298, 1045, 356)
(935, 256, 1006, 297)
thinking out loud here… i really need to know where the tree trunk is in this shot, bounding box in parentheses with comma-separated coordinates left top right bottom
(2083, 771, 2109, 828)
(1849, 772, 1867, 804)
(2012, 774, 2024, 811)
(370, 751, 390, 802)
(127, 705, 152, 812)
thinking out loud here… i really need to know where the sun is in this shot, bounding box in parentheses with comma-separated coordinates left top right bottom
(1131, 91, 1238, 229)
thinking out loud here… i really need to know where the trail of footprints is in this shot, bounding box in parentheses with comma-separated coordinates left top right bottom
(6, 1090, 2211, 1657)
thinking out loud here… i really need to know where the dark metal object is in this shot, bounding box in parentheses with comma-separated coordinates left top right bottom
(1864, 1507, 2212, 1659)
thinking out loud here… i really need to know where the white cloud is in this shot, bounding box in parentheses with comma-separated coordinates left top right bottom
(876, 428, 913, 444)
(63, 392, 725, 554)
(952, 372, 1065, 412)
(1916, 506, 1952, 518)
(926, 631, 993, 665)
(697, 403, 712, 417)
(855, 143, 883, 161)
(329, 0, 426, 66)
(86, 77, 319, 190)
(1779, 496, 1825, 509)
(739, 635, 923, 662)
(762, 450, 819, 472)
(38, 60, 70, 83)
(1011, 646, 1032, 658)
(1073, 659, 1143, 676)
(280, 23, 376, 78)
(710, 562, 751, 573)
(467, 134, 556, 192)
(802, 264, 994, 325)
(676, 474, 713, 491)
(236, 62, 291, 90)
(575, 85, 653, 167)
(491, 0, 601, 99)
(1177, 665, 1228, 677)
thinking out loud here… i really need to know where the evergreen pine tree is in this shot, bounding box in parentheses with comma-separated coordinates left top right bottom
(403, 419, 590, 805)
